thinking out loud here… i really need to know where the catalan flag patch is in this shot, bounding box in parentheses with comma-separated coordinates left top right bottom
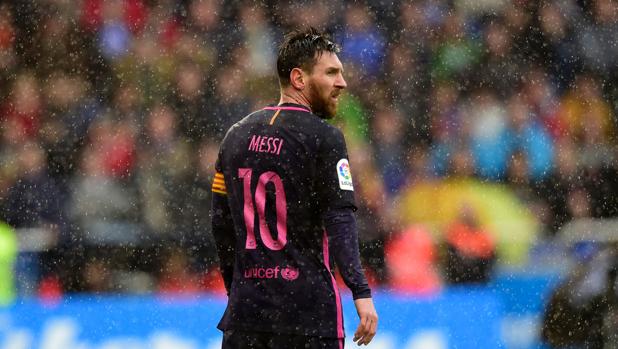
(212, 172, 227, 195)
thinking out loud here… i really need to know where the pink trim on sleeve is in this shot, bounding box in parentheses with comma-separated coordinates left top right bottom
(323, 230, 345, 339)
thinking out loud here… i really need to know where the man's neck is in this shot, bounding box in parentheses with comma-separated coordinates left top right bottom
(279, 89, 312, 111)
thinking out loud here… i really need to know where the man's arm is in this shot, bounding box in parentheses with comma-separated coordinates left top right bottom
(317, 127, 378, 345)
(211, 171, 235, 295)
(324, 207, 378, 345)
(323, 208, 370, 299)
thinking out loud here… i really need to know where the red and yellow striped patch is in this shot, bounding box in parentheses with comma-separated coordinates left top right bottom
(212, 172, 227, 195)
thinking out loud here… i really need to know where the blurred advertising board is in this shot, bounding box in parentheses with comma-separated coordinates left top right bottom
(0, 291, 503, 349)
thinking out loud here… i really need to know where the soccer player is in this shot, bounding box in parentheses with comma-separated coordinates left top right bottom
(211, 27, 378, 348)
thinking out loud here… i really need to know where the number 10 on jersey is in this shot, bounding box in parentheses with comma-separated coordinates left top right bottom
(239, 168, 288, 251)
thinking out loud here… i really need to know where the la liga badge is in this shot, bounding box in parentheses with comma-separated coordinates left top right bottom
(337, 159, 354, 191)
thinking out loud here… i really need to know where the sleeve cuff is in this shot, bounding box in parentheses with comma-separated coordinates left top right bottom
(352, 288, 372, 300)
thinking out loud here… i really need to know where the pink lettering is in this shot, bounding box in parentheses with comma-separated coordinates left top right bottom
(265, 268, 274, 278)
(258, 137, 267, 152)
(242, 265, 295, 280)
(239, 168, 256, 249)
(267, 137, 274, 153)
(248, 135, 261, 152)
(247, 135, 284, 155)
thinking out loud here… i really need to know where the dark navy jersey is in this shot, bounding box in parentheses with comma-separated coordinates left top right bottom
(211, 103, 370, 338)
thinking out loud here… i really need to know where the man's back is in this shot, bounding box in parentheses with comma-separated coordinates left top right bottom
(213, 28, 377, 348)
(214, 103, 355, 338)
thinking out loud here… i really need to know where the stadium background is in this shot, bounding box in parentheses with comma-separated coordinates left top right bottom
(1, 0, 617, 347)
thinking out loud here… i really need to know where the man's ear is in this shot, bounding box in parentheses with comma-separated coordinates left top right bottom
(290, 68, 306, 90)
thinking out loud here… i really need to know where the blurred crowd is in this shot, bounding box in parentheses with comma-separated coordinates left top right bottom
(1, 0, 618, 299)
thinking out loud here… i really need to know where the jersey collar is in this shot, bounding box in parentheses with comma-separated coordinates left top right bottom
(263, 103, 311, 113)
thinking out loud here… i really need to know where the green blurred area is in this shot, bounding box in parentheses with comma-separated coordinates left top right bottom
(0, 222, 17, 305)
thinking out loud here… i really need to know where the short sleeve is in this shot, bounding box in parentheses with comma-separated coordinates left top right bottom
(316, 127, 357, 212)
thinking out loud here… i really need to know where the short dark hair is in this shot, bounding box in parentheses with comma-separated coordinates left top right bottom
(277, 27, 340, 87)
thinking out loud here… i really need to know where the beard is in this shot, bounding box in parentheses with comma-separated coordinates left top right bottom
(308, 81, 338, 119)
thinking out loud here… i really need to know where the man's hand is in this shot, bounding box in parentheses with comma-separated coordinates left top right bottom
(352, 297, 378, 346)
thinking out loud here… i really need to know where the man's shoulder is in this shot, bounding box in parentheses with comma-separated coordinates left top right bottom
(221, 107, 344, 146)
(314, 119, 345, 144)
(221, 109, 266, 141)
(235, 109, 268, 128)
(296, 112, 342, 136)
(319, 119, 344, 136)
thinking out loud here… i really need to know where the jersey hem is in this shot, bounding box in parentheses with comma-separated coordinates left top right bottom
(217, 322, 345, 339)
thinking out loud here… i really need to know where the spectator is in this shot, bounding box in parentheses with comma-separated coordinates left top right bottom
(557, 73, 614, 143)
(536, 138, 581, 233)
(274, 0, 337, 33)
(2, 141, 64, 295)
(3, 142, 64, 235)
(576, 0, 618, 76)
(32, 3, 87, 76)
(156, 246, 202, 296)
(372, 107, 407, 194)
(192, 139, 221, 267)
(468, 88, 510, 180)
(536, 0, 580, 90)
(0, 118, 24, 201)
(191, 139, 222, 272)
(431, 12, 481, 84)
(237, 4, 277, 78)
(171, 61, 210, 142)
(428, 82, 466, 176)
(135, 104, 194, 243)
(340, 2, 386, 80)
(397, 1, 433, 63)
(1, 71, 43, 140)
(442, 203, 496, 284)
(477, 17, 523, 98)
(80, 0, 146, 34)
(207, 64, 252, 141)
(81, 255, 114, 293)
(0, 4, 17, 76)
(504, 94, 554, 181)
(97, 0, 135, 61)
(385, 224, 441, 294)
(183, 0, 235, 61)
(68, 118, 140, 246)
(520, 67, 562, 138)
(404, 144, 434, 188)
(502, 1, 535, 65)
(566, 187, 593, 220)
(506, 149, 554, 236)
(448, 147, 476, 178)
(385, 43, 430, 137)
(40, 72, 101, 187)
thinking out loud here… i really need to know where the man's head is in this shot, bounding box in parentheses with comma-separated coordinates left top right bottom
(277, 27, 347, 119)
